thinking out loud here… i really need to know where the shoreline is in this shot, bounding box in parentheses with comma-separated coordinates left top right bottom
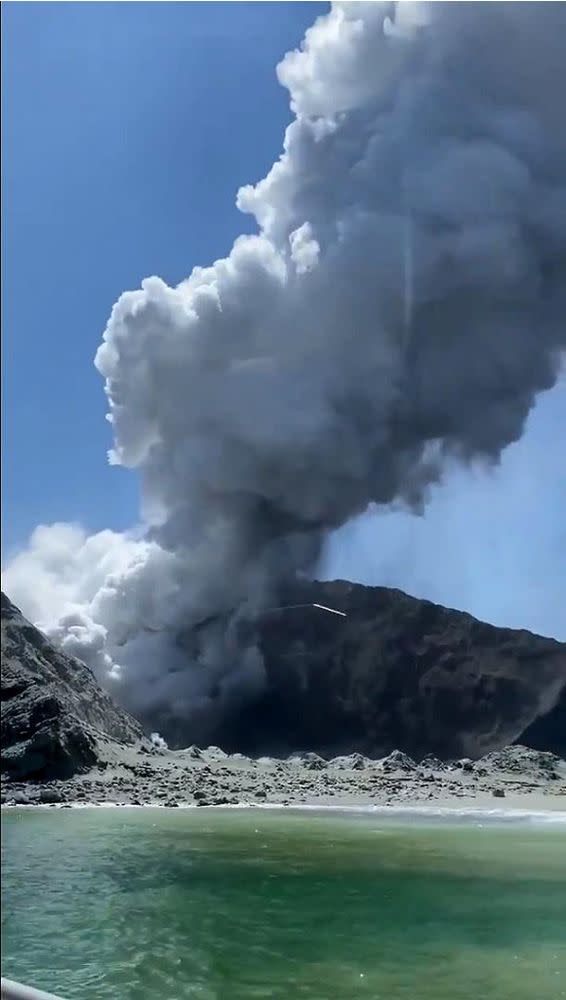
(3, 799, 566, 826)
(3, 743, 565, 818)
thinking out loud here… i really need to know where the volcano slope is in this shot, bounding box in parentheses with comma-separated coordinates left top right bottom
(2, 586, 565, 809)
(2, 582, 565, 791)
(216, 580, 566, 761)
(1, 593, 142, 782)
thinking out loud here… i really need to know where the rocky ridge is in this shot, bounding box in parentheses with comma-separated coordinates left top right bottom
(1, 592, 143, 781)
(220, 579, 566, 759)
(2, 583, 565, 803)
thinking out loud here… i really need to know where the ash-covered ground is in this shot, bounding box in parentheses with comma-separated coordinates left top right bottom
(3, 741, 565, 814)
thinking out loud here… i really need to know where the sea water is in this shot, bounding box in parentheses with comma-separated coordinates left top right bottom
(2, 807, 565, 1000)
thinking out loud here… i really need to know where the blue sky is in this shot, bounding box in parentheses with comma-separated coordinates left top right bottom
(2, 1, 327, 551)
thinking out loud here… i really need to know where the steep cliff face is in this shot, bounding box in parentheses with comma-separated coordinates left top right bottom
(3, 583, 565, 775)
(1, 593, 142, 780)
(519, 688, 566, 757)
(218, 580, 566, 759)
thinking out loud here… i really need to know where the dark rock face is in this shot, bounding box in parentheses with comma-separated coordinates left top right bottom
(519, 688, 566, 757)
(1, 593, 142, 781)
(3, 582, 565, 773)
(218, 580, 566, 760)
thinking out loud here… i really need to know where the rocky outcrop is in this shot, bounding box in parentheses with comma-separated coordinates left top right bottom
(1, 593, 142, 781)
(3, 581, 565, 777)
(217, 580, 566, 760)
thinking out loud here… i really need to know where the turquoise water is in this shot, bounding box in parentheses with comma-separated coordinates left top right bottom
(2, 807, 566, 1000)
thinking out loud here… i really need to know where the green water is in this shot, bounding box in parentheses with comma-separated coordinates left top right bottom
(2, 808, 566, 1000)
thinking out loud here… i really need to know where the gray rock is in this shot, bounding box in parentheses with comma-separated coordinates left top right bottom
(484, 745, 564, 776)
(1, 593, 142, 782)
(11, 790, 34, 805)
(380, 750, 417, 772)
(420, 755, 448, 771)
(38, 787, 62, 804)
(330, 753, 368, 770)
(295, 752, 327, 770)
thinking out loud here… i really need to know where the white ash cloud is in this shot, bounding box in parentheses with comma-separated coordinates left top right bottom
(3, 2, 566, 741)
(150, 732, 169, 750)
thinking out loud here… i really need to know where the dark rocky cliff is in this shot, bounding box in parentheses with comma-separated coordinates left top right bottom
(2, 581, 565, 777)
(218, 580, 566, 759)
(519, 687, 566, 755)
(1, 593, 142, 780)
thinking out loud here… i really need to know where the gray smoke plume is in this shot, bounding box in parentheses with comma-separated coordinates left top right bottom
(5, 3, 566, 741)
